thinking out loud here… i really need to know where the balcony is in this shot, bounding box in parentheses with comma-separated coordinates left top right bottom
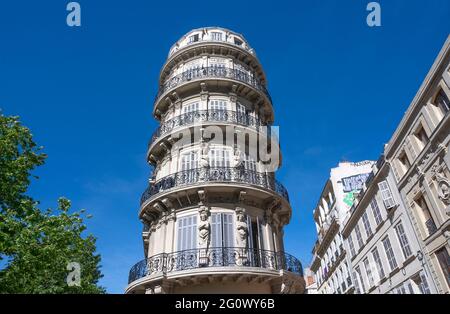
(128, 247, 303, 284)
(154, 67, 272, 108)
(141, 167, 290, 206)
(148, 109, 267, 152)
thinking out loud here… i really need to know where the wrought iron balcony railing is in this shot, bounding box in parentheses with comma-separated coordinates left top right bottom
(154, 67, 271, 106)
(128, 247, 303, 284)
(141, 167, 289, 205)
(148, 109, 266, 150)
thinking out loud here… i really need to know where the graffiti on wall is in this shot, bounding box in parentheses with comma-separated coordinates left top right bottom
(341, 173, 371, 208)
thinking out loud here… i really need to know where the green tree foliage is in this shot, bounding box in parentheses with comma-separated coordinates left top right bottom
(0, 113, 105, 293)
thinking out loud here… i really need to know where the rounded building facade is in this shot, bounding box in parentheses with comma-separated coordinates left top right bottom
(126, 27, 305, 294)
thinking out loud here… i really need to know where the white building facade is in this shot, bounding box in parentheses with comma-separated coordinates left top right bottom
(126, 27, 305, 294)
(311, 161, 375, 294)
(316, 36, 450, 294)
(341, 157, 438, 294)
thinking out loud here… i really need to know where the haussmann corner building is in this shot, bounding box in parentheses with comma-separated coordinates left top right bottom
(125, 27, 305, 294)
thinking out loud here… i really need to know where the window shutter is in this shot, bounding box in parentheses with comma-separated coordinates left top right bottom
(378, 180, 396, 209)
(177, 215, 197, 251)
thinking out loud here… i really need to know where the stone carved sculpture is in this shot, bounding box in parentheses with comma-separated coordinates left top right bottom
(432, 166, 450, 216)
(198, 205, 211, 246)
(235, 207, 248, 248)
(199, 141, 210, 169)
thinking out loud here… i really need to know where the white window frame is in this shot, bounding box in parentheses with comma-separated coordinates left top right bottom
(177, 214, 198, 251)
(395, 222, 413, 259)
(378, 180, 396, 209)
(370, 198, 383, 226)
(382, 236, 398, 272)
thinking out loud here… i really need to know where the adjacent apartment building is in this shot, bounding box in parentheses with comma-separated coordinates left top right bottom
(312, 35, 450, 294)
(310, 161, 375, 294)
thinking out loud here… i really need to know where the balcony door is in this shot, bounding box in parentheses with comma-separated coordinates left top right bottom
(176, 214, 198, 271)
(210, 213, 234, 266)
(180, 151, 199, 183)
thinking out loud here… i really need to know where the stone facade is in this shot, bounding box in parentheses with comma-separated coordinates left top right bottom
(126, 27, 305, 294)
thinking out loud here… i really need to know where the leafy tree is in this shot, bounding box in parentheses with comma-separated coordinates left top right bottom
(0, 113, 105, 293)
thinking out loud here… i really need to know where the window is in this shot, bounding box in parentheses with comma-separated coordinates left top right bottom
(177, 215, 197, 251)
(362, 212, 373, 238)
(378, 180, 396, 209)
(395, 222, 413, 259)
(435, 89, 450, 116)
(371, 247, 385, 280)
(414, 126, 429, 151)
(211, 213, 234, 248)
(180, 151, 198, 171)
(352, 271, 361, 294)
(236, 102, 247, 124)
(413, 271, 431, 294)
(355, 224, 364, 249)
(363, 257, 375, 287)
(435, 247, 450, 287)
(370, 198, 383, 226)
(355, 266, 366, 293)
(208, 147, 231, 168)
(234, 37, 243, 46)
(382, 236, 398, 271)
(398, 152, 411, 177)
(416, 195, 437, 236)
(209, 100, 227, 111)
(188, 34, 199, 43)
(211, 32, 223, 41)
(348, 234, 356, 257)
(182, 102, 199, 114)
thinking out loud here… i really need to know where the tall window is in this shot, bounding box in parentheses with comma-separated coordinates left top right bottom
(208, 147, 231, 168)
(211, 32, 223, 41)
(414, 125, 429, 151)
(362, 212, 373, 238)
(435, 247, 450, 287)
(211, 213, 234, 248)
(416, 195, 437, 236)
(236, 102, 247, 124)
(370, 198, 383, 226)
(177, 215, 197, 251)
(398, 152, 411, 176)
(209, 100, 227, 111)
(435, 89, 450, 116)
(414, 271, 431, 294)
(355, 266, 366, 293)
(180, 151, 199, 171)
(348, 234, 356, 257)
(363, 257, 375, 287)
(378, 180, 396, 209)
(355, 224, 364, 249)
(352, 271, 361, 294)
(371, 247, 385, 280)
(395, 222, 413, 259)
(382, 236, 398, 272)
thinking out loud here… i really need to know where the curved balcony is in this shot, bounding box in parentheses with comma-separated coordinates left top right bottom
(128, 247, 303, 284)
(141, 167, 290, 206)
(154, 67, 272, 110)
(148, 109, 267, 152)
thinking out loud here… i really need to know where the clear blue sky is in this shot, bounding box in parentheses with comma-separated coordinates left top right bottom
(1, 1, 449, 293)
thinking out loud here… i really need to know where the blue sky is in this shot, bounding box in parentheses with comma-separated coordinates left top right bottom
(0, 1, 449, 293)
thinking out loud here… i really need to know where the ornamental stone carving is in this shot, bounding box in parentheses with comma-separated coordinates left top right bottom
(432, 166, 450, 210)
(198, 205, 211, 247)
(235, 207, 248, 248)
